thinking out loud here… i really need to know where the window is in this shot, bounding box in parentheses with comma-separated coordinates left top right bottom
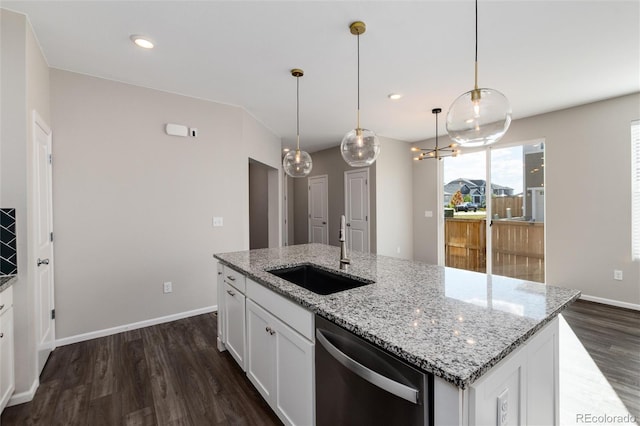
(632, 120, 640, 260)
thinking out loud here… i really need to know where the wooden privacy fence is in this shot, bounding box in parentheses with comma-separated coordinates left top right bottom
(445, 218, 545, 283)
(492, 196, 523, 219)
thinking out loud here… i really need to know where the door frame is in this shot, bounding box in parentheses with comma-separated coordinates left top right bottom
(344, 168, 371, 253)
(308, 175, 329, 244)
(31, 110, 55, 376)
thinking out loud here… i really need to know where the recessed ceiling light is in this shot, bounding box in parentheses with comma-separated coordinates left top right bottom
(388, 93, 403, 100)
(130, 35, 154, 49)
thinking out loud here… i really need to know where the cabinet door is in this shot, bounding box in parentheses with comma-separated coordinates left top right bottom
(0, 308, 15, 412)
(216, 264, 225, 351)
(274, 317, 314, 426)
(246, 300, 275, 403)
(223, 282, 245, 370)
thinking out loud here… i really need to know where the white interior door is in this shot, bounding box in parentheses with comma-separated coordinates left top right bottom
(308, 175, 328, 244)
(345, 169, 370, 253)
(33, 111, 55, 375)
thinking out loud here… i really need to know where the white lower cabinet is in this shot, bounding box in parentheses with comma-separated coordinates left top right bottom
(246, 299, 314, 426)
(216, 263, 225, 351)
(218, 268, 315, 425)
(223, 281, 246, 370)
(466, 317, 559, 426)
(0, 286, 15, 413)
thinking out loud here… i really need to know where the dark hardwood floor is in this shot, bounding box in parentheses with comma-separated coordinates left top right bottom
(2, 300, 638, 425)
(561, 299, 640, 420)
(1, 313, 282, 426)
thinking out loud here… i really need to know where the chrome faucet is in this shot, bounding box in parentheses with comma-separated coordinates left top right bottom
(339, 215, 350, 270)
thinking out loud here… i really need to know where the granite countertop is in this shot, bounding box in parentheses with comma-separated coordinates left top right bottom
(0, 275, 17, 293)
(214, 244, 580, 389)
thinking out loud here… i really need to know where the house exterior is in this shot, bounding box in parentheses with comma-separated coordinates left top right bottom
(444, 178, 514, 207)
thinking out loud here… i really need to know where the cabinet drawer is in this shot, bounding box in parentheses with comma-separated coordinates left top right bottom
(246, 278, 314, 341)
(223, 266, 246, 293)
(0, 286, 13, 317)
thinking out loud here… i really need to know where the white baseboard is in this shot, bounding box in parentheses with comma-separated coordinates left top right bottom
(55, 305, 218, 347)
(7, 378, 39, 407)
(580, 294, 640, 311)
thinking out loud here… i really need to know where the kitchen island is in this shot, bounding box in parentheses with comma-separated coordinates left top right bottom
(215, 244, 580, 426)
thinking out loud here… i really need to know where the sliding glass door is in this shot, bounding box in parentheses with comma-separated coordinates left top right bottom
(443, 140, 546, 283)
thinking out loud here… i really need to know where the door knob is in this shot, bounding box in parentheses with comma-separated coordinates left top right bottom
(346, 223, 351, 227)
(322, 221, 327, 225)
(37, 258, 50, 267)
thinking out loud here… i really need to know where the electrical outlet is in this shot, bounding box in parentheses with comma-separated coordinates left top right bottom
(163, 281, 172, 294)
(424, 210, 433, 218)
(212, 217, 223, 227)
(497, 389, 508, 426)
(614, 270, 623, 281)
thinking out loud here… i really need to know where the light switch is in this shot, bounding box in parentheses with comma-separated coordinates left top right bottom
(213, 217, 224, 227)
(424, 211, 433, 218)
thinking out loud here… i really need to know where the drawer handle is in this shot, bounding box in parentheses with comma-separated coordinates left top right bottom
(226, 289, 236, 296)
(226, 275, 236, 281)
(265, 326, 276, 336)
(37, 258, 50, 267)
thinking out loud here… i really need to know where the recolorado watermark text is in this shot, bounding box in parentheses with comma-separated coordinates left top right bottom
(576, 413, 637, 424)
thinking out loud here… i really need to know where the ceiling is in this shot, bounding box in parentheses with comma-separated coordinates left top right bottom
(4, 1, 639, 153)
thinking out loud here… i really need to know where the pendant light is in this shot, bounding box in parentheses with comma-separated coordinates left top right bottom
(340, 21, 380, 167)
(283, 69, 313, 178)
(412, 108, 460, 160)
(446, 0, 512, 147)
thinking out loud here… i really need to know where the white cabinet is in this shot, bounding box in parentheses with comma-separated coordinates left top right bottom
(216, 268, 315, 426)
(223, 268, 246, 371)
(216, 263, 225, 351)
(0, 286, 15, 413)
(467, 317, 559, 426)
(246, 299, 314, 426)
(246, 300, 276, 401)
(433, 317, 559, 426)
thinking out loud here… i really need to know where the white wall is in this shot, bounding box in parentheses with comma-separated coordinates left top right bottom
(50, 69, 281, 339)
(375, 136, 414, 259)
(1, 8, 51, 400)
(412, 93, 640, 307)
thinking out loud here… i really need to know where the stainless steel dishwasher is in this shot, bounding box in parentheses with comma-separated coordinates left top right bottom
(315, 315, 433, 426)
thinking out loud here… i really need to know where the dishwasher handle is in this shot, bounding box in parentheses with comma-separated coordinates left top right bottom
(316, 329, 420, 404)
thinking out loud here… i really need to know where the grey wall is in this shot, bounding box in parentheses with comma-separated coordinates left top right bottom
(50, 69, 281, 339)
(249, 160, 269, 249)
(1, 8, 51, 399)
(375, 136, 414, 259)
(292, 146, 377, 251)
(412, 93, 640, 306)
(286, 175, 295, 246)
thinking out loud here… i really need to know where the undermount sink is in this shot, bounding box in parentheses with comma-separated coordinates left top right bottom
(266, 264, 374, 295)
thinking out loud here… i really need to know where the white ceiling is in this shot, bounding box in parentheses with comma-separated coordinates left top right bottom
(4, 1, 639, 153)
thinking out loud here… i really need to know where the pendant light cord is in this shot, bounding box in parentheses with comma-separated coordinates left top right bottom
(296, 75, 300, 150)
(474, 0, 479, 91)
(435, 111, 439, 151)
(357, 32, 361, 130)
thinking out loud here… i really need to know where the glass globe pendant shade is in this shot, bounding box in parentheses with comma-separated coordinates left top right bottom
(283, 148, 312, 178)
(446, 88, 512, 147)
(340, 128, 380, 167)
